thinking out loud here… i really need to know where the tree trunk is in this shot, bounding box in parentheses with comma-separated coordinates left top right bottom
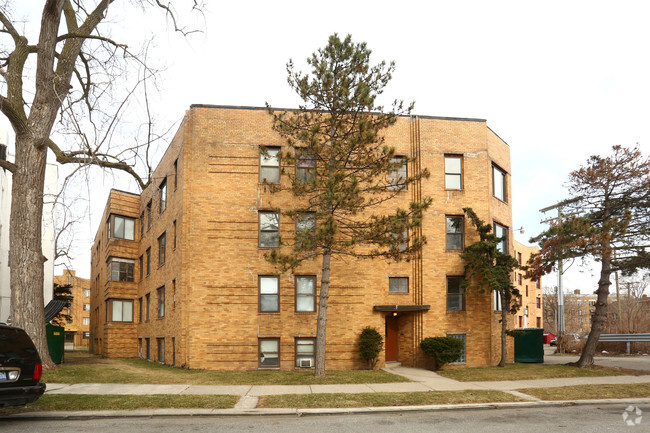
(10, 133, 54, 369)
(499, 290, 507, 367)
(314, 249, 332, 377)
(575, 248, 612, 367)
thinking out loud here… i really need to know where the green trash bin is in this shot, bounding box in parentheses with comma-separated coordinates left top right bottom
(46, 323, 65, 364)
(514, 328, 544, 363)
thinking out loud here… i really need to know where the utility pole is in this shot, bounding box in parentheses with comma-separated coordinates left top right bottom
(540, 196, 583, 351)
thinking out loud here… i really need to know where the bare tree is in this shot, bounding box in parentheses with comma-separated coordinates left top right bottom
(0, 1, 202, 368)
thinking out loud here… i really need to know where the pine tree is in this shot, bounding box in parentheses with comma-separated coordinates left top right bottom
(266, 34, 431, 377)
(528, 145, 650, 367)
(460, 207, 523, 367)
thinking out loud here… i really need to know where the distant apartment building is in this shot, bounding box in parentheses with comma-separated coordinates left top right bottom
(53, 269, 91, 346)
(0, 129, 58, 323)
(90, 104, 520, 370)
(543, 289, 615, 336)
(512, 240, 543, 330)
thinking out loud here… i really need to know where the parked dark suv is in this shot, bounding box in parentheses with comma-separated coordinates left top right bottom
(0, 324, 46, 407)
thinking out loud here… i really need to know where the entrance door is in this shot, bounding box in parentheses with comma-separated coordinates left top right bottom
(385, 315, 398, 362)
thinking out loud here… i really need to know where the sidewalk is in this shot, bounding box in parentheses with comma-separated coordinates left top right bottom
(6, 366, 650, 419)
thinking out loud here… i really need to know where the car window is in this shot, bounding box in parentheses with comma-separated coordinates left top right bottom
(0, 327, 39, 360)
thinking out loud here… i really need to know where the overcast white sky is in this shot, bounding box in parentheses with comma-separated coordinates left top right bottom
(6, 1, 650, 293)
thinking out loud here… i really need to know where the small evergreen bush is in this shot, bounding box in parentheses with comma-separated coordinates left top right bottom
(358, 327, 383, 369)
(420, 337, 464, 370)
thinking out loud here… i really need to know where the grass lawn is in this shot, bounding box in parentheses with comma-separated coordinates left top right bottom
(0, 394, 237, 416)
(258, 390, 525, 408)
(436, 363, 635, 382)
(43, 351, 409, 385)
(518, 383, 650, 400)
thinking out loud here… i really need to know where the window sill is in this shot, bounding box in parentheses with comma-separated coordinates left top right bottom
(444, 188, 464, 192)
(388, 292, 410, 295)
(492, 196, 508, 205)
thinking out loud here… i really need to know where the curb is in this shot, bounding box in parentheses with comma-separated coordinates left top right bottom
(3, 398, 650, 420)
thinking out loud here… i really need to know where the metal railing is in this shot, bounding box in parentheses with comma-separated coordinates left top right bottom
(598, 333, 650, 354)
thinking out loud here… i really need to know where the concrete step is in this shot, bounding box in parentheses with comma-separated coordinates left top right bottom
(383, 361, 402, 369)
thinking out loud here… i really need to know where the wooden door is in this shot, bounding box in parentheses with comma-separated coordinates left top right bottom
(385, 315, 398, 362)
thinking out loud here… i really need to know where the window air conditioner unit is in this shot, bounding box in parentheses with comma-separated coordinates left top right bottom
(299, 358, 313, 368)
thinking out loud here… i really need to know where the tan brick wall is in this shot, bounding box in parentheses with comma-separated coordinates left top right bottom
(53, 270, 90, 347)
(92, 105, 517, 370)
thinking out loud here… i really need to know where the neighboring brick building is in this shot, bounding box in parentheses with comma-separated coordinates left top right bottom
(53, 269, 91, 347)
(90, 104, 519, 370)
(512, 240, 543, 330)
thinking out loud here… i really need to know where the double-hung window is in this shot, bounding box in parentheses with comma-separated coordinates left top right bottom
(159, 178, 167, 213)
(295, 276, 316, 312)
(493, 222, 508, 254)
(259, 338, 280, 368)
(259, 276, 279, 312)
(492, 164, 507, 201)
(447, 334, 466, 363)
(444, 155, 462, 189)
(391, 227, 408, 252)
(295, 212, 315, 249)
(388, 156, 407, 190)
(446, 276, 465, 311)
(259, 147, 280, 183)
(445, 216, 464, 250)
(295, 338, 315, 368)
(145, 293, 150, 321)
(157, 338, 165, 363)
(296, 151, 316, 183)
(146, 201, 152, 229)
(157, 286, 165, 318)
(107, 257, 135, 282)
(146, 248, 151, 275)
(259, 212, 280, 248)
(158, 232, 166, 266)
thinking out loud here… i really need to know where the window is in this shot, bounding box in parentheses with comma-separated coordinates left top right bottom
(145, 338, 150, 360)
(259, 276, 279, 312)
(536, 280, 541, 289)
(139, 255, 143, 281)
(83, 332, 90, 339)
(389, 277, 408, 293)
(388, 156, 407, 190)
(536, 317, 542, 328)
(391, 227, 408, 252)
(157, 338, 165, 363)
(492, 164, 507, 201)
(259, 147, 280, 183)
(83, 289, 90, 297)
(493, 222, 508, 254)
(589, 300, 596, 307)
(525, 285, 529, 296)
(157, 286, 165, 318)
(82, 317, 90, 325)
(172, 279, 176, 309)
(295, 276, 316, 312)
(295, 213, 315, 248)
(517, 252, 522, 265)
(145, 293, 150, 321)
(146, 248, 151, 275)
(146, 200, 152, 229)
(295, 338, 315, 368)
(447, 334, 466, 363)
(259, 338, 280, 368)
(83, 303, 90, 311)
(518, 316, 523, 327)
(173, 158, 178, 190)
(110, 215, 135, 240)
(159, 178, 167, 213)
(536, 297, 541, 308)
(107, 257, 135, 282)
(518, 274, 523, 286)
(494, 291, 502, 311)
(140, 212, 145, 238)
(138, 338, 143, 358)
(296, 151, 316, 183)
(259, 212, 280, 248)
(173, 220, 177, 249)
(109, 299, 133, 322)
(172, 337, 176, 366)
(446, 216, 464, 250)
(138, 297, 143, 323)
(446, 276, 465, 311)
(158, 232, 166, 266)
(444, 155, 462, 189)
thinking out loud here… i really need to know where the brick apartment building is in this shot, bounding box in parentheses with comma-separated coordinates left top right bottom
(90, 104, 528, 370)
(53, 269, 91, 347)
(512, 240, 543, 331)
